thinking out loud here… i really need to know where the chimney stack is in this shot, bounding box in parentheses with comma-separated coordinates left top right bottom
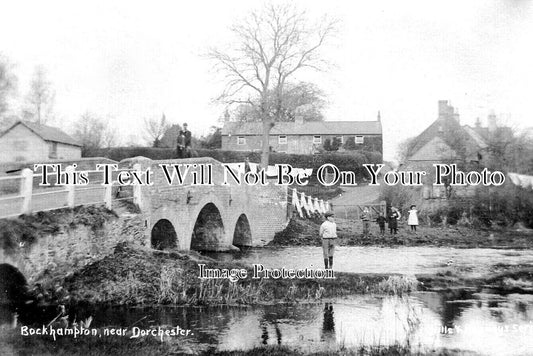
(438, 100, 459, 122)
(487, 111, 497, 133)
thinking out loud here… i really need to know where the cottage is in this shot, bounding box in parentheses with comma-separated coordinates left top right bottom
(0, 121, 81, 163)
(221, 115, 383, 155)
(405, 100, 489, 169)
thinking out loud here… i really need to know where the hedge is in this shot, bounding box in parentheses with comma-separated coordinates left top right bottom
(85, 147, 382, 180)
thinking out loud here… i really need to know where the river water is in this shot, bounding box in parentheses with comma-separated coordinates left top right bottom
(7, 246, 533, 355)
(206, 246, 533, 276)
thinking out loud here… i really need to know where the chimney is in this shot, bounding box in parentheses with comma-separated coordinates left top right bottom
(487, 111, 497, 133)
(295, 114, 304, 125)
(377, 110, 381, 122)
(438, 100, 458, 122)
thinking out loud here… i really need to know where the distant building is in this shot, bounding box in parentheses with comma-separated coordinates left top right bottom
(0, 121, 81, 163)
(405, 100, 489, 168)
(404, 100, 509, 200)
(221, 115, 383, 155)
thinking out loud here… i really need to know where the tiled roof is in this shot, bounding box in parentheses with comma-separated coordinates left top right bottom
(1, 121, 82, 146)
(222, 121, 382, 136)
(408, 136, 458, 161)
(463, 125, 488, 149)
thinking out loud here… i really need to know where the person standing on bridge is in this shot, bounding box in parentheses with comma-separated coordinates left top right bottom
(320, 212, 337, 269)
(179, 123, 192, 158)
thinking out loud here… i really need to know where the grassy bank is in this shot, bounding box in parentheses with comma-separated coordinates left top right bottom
(0, 330, 476, 356)
(52, 244, 417, 307)
(200, 345, 477, 356)
(0, 328, 172, 356)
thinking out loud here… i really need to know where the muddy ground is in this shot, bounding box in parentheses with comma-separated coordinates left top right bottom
(270, 216, 533, 249)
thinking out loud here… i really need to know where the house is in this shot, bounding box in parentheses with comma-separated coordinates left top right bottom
(405, 100, 489, 169)
(0, 121, 82, 163)
(221, 115, 383, 155)
(404, 100, 505, 200)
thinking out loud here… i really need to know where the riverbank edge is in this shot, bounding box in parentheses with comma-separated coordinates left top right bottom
(269, 215, 533, 250)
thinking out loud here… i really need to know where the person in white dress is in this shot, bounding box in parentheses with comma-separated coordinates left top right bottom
(407, 205, 419, 233)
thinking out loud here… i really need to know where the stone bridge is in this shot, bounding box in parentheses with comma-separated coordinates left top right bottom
(0, 157, 290, 298)
(141, 157, 289, 251)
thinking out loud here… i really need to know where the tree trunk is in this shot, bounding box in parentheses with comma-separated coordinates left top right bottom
(260, 119, 272, 168)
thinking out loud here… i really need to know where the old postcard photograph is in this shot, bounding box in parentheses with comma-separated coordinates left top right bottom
(1, 1, 533, 355)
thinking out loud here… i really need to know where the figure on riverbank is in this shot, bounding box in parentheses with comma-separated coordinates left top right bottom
(376, 212, 387, 236)
(388, 207, 401, 235)
(361, 207, 371, 239)
(319, 212, 337, 269)
(408, 205, 419, 233)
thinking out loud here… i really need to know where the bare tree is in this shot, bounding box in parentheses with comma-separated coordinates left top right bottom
(209, 4, 336, 166)
(24, 65, 55, 124)
(144, 113, 170, 147)
(234, 81, 326, 123)
(0, 55, 17, 121)
(72, 112, 107, 155)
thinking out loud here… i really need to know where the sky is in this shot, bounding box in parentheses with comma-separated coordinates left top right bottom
(1, 0, 532, 160)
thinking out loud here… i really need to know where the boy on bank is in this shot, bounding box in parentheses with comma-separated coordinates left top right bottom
(320, 212, 337, 269)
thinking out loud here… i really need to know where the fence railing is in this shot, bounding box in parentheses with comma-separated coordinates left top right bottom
(0, 164, 143, 219)
(332, 201, 387, 220)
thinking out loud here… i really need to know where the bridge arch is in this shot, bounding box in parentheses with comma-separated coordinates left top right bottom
(232, 214, 252, 247)
(0, 263, 28, 307)
(151, 219, 178, 250)
(190, 202, 225, 251)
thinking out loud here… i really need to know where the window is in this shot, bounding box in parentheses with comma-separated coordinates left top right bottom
(355, 136, 364, 144)
(335, 136, 344, 144)
(313, 135, 322, 144)
(237, 136, 245, 145)
(278, 135, 287, 144)
(49, 142, 58, 158)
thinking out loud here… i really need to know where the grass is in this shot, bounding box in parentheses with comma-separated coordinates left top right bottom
(200, 345, 477, 355)
(0, 328, 172, 356)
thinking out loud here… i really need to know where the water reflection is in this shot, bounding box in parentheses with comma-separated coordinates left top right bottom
(4, 292, 533, 355)
(320, 303, 335, 345)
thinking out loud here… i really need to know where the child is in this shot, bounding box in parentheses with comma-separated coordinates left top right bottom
(320, 212, 337, 269)
(361, 207, 371, 239)
(376, 213, 386, 236)
(408, 205, 419, 233)
(388, 207, 401, 235)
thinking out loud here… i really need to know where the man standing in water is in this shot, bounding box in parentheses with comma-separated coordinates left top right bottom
(320, 212, 337, 269)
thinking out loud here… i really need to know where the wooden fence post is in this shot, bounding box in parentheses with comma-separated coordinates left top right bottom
(20, 168, 33, 214)
(65, 165, 75, 208)
(132, 163, 142, 210)
(104, 183, 112, 210)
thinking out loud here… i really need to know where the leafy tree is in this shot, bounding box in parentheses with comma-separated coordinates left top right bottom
(208, 3, 336, 167)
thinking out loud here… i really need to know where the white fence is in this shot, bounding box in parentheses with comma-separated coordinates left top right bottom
(0, 164, 142, 219)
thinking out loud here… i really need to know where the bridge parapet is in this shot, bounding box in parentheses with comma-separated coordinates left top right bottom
(137, 158, 289, 251)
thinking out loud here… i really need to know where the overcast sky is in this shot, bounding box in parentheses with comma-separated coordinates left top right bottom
(1, 0, 532, 160)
